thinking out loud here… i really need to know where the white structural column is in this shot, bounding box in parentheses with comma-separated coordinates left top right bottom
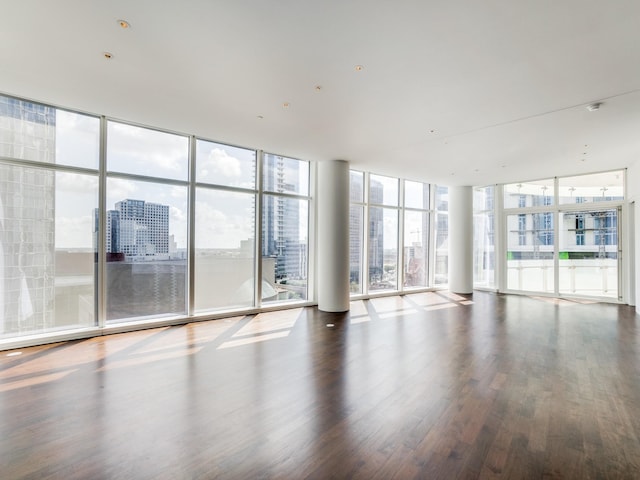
(317, 160, 350, 312)
(449, 185, 473, 294)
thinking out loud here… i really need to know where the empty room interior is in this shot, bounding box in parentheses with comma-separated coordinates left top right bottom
(2, 1, 640, 478)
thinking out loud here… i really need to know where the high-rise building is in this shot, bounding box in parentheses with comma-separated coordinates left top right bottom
(117, 199, 169, 259)
(262, 154, 304, 281)
(97, 199, 170, 260)
(0, 97, 56, 334)
(368, 178, 384, 284)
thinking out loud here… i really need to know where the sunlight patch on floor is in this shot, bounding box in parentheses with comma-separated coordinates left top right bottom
(405, 292, 451, 306)
(219, 331, 290, 349)
(98, 347, 202, 371)
(0, 369, 77, 392)
(234, 309, 302, 336)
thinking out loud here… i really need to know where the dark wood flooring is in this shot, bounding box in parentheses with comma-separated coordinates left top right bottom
(2, 291, 640, 479)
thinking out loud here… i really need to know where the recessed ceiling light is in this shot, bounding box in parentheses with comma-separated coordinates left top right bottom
(429, 129, 436, 134)
(355, 65, 364, 71)
(283, 102, 290, 108)
(315, 85, 322, 91)
(256, 115, 264, 119)
(103, 52, 113, 59)
(118, 19, 130, 29)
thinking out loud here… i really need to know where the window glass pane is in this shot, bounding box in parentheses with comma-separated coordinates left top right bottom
(350, 170, 364, 203)
(0, 95, 99, 169)
(369, 174, 398, 206)
(262, 195, 308, 303)
(506, 212, 554, 292)
(105, 179, 187, 321)
(558, 171, 624, 204)
(107, 121, 189, 180)
(434, 186, 449, 285)
(435, 185, 449, 212)
(473, 186, 495, 287)
(263, 154, 309, 196)
(504, 179, 554, 208)
(368, 206, 398, 291)
(404, 210, 428, 288)
(194, 189, 255, 311)
(349, 205, 364, 294)
(55, 110, 100, 169)
(196, 140, 256, 189)
(435, 211, 449, 285)
(404, 180, 429, 209)
(559, 210, 618, 298)
(0, 166, 97, 338)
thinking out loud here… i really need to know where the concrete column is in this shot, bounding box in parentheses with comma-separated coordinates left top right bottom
(317, 160, 350, 312)
(449, 185, 473, 294)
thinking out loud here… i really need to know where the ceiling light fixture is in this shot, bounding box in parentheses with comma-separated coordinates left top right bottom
(283, 102, 290, 108)
(355, 65, 364, 71)
(315, 85, 322, 91)
(118, 19, 130, 29)
(587, 102, 602, 111)
(103, 52, 113, 59)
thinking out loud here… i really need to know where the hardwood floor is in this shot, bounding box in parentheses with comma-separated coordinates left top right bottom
(2, 291, 640, 479)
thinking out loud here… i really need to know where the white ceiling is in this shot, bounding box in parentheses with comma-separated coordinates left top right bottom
(1, 0, 639, 186)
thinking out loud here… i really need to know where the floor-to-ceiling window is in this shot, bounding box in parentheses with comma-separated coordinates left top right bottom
(557, 171, 623, 299)
(0, 93, 312, 347)
(349, 170, 365, 294)
(368, 174, 399, 292)
(261, 154, 310, 303)
(434, 186, 449, 286)
(0, 97, 100, 338)
(348, 171, 444, 297)
(473, 186, 495, 288)
(194, 140, 256, 312)
(105, 121, 189, 321)
(504, 179, 555, 293)
(403, 180, 429, 289)
(502, 171, 624, 299)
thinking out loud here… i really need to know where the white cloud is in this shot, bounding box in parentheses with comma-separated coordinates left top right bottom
(56, 171, 98, 194)
(56, 215, 94, 249)
(170, 205, 186, 223)
(194, 201, 254, 249)
(107, 122, 188, 177)
(108, 179, 138, 201)
(204, 148, 242, 178)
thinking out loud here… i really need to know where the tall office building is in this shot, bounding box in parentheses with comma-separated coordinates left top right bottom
(262, 155, 304, 281)
(112, 199, 170, 259)
(349, 179, 363, 286)
(368, 178, 384, 284)
(0, 97, 56, 333)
